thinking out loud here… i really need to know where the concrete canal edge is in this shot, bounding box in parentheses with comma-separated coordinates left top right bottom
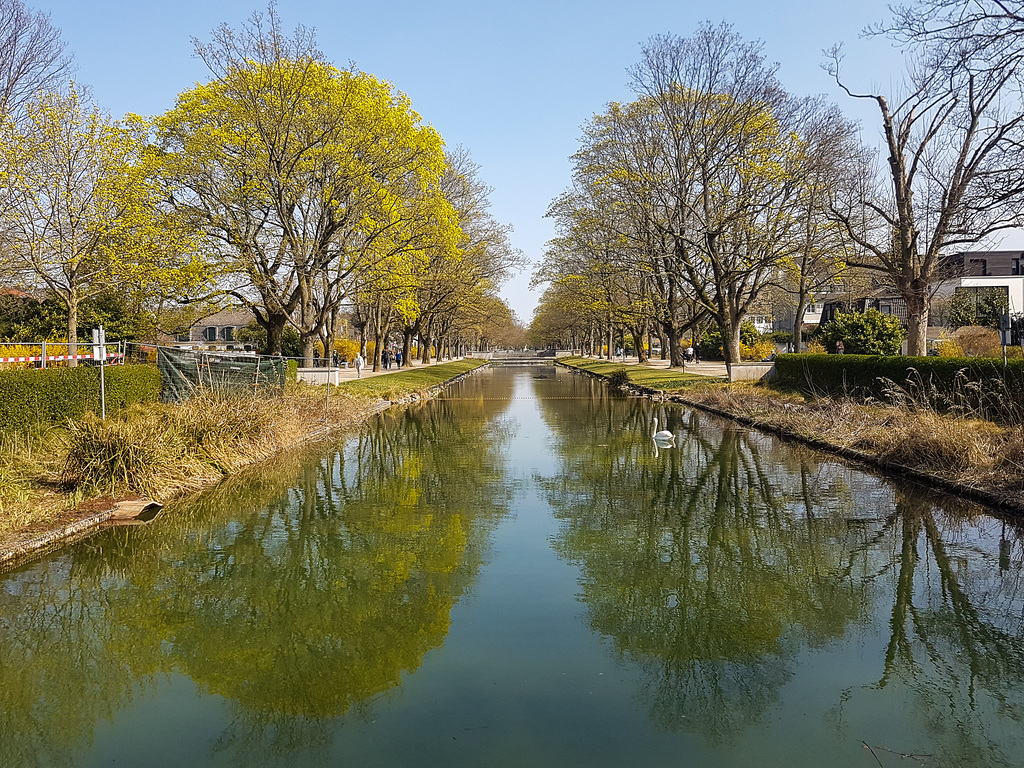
(557, 360, 1024, 517)
(0, 364, 489, 574)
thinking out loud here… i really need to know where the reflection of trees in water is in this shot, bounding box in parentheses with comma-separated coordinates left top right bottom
(539, 389, 1024, 756)
(539, 392, 867, 741)
(0, 376, 514, 767)
(835, 493, 1024, 767)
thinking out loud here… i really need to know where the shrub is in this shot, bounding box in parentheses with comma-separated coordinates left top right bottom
(740, 339, 776, 361)
(953, 325, 1001, 357)
(934, 336, 965, 357)
(335, 338, 360, 362)
(817, 310, 906, 355)
(739, 320, 761, 346)
(774, 353, 1024, 422)
(608, 368, 630, 389)
(697, 329, 724, 360)
(0, 364, 162, 431)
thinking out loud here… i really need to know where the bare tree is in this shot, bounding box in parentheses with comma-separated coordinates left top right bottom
(0, 0, 72, 119)
(881, 0, 1024, 70)
(826, 1, 1024, 356)
(625, 25, 806, 365)
(781, 101, 866, 351)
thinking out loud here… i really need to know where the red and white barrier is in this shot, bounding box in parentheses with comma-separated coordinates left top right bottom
(0, 352, 124, 364)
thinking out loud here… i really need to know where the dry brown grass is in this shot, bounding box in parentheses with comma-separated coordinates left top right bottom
(682, 383, 1024, 504)
(851, 411, 1002, 472)
(0, 385, 382, 549)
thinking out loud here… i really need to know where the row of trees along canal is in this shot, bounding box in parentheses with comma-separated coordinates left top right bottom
(530, 4, 1024, 364)
(0, 4, 523, 369)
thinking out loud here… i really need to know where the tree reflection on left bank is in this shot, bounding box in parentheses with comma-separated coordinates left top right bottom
(0, 377, 514, 767)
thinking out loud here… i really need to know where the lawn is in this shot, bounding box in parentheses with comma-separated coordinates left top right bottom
(558, 356, 727, 391)
(339, 358, 489, 399)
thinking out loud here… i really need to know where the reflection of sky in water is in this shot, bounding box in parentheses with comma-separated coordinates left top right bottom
(0, 366, 1023, 768)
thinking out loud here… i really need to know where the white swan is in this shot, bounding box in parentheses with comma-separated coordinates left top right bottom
(652, 417, 674, 441)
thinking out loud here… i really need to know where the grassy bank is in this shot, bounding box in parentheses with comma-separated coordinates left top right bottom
(341, 358, 487, 399)
(0, 359, 488, 552)
(561, 356, 1024, 513)
(558, 356, 727, 389)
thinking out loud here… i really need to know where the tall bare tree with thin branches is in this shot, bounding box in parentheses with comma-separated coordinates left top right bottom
(0, 0, 72, 120)
(826, 0, 1024, 355)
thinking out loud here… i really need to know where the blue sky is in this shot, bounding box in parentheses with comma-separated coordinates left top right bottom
(42, 0, 908, 322)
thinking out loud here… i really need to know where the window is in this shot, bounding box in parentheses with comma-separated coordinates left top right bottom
(878, 303, 891, 315)
(1013, 258, 1021, 276)
(968, 258, 988, 276)
(204, 326, 217, 341)
(224, 326, 235, 342)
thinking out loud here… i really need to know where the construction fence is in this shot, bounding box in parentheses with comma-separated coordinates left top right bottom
(154, 346, 287, 402)
(0, 340, 288, 405)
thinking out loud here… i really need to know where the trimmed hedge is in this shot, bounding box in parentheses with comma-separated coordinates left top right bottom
(0, 364, 162, 431)
(774, 353, 1024, 419)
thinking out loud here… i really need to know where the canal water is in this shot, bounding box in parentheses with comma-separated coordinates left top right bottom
(1, 366, 1023, 767)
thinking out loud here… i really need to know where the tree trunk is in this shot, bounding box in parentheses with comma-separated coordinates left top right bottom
(719, 316, 742, 365)
(793, 293, 807, 354)
(664, 323, 684, 368)
(632, 322, 648, 364)
(403, 327, 415, 367)
(300, 335, 317, 367)
(904, 285, 929, 357)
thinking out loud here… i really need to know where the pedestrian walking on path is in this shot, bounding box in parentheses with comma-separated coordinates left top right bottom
(354, 353, 364, 377)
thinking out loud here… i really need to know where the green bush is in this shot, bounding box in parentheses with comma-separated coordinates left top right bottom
(774, 353, 1024, 422)
(608, 368, 630, 389)
(236, 320, 302, 357)
(699, 320, 761, 360)
(0, 364, 162, 431)
(817, 309, 905, 355)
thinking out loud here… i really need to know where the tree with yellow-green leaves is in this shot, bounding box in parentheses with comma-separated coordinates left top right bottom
(395, 147, 522, 365)
(158, 7, 460, 363)
(0, 83, 205, 363)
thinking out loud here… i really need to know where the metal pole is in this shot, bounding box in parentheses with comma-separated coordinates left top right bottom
(99, 326, 106, 419)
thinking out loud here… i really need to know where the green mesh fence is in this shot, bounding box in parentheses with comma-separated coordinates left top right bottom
(156, 347, 286, 403)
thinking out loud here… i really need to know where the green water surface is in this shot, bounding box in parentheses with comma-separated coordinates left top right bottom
(1, 366, 1022, 767)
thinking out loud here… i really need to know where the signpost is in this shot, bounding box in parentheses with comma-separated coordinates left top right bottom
(92, 326, 106, 419)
